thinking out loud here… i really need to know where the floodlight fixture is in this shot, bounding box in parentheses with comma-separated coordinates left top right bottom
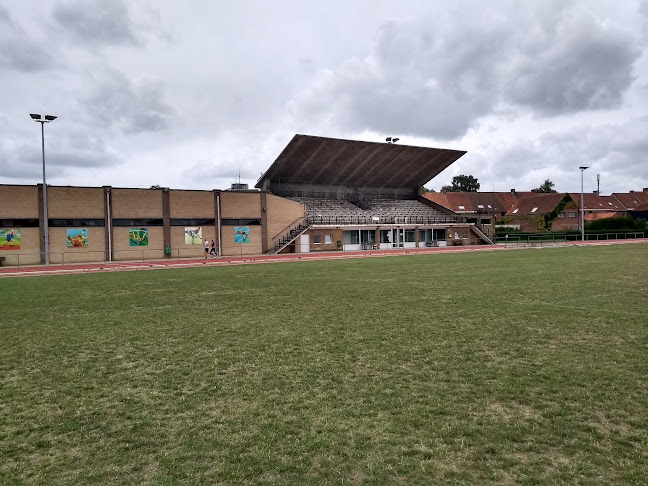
(30, 113, 57, 265)
(386, 137, 392, 142)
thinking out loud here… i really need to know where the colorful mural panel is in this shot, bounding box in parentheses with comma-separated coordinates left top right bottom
(67, 228, 88, 247)
(129, 228, 149, 246)
(0, 229, 20, 250)
(184, 226, 202, 245)
(234, 226, 250, 244)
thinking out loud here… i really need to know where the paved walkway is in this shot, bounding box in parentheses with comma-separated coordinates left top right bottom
(0, 239, 645, 278)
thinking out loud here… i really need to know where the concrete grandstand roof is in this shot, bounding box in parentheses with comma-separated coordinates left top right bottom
(256, 134, 466, 189)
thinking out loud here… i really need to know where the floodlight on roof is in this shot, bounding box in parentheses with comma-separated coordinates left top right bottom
(392, 138, 399, 143)
(30, 113, 41, 120)
(386, 137, 392, 142)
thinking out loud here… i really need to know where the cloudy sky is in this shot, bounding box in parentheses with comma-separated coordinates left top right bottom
(2, 0, 648, 194)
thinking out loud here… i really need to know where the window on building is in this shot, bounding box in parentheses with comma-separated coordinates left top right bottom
(458, 205, 465, 210)
(360, 230, 376, 243)
(113, 219, 162, 226)
(313, 234, 321, 244)
(477, 204, 484, 209)
(343, 230, 359, 244)
(219, 218, 259, 226)
(512, 208, 519, 214)
(0, 219, 40, 228)
(531, 207, 538, 213)
(325, 234, 332, 244)
(558, 212, 565, 218)
(568, 211, 577, 218)
(405, 230, 416, 242)
(50, 219, 106, 227)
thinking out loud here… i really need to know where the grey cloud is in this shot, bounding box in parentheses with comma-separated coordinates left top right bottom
(52, 0, 139, 46)
(507, 8, 641, 114)
(0, 6, 53, 71)
(80, 69, 175, 134)
(293, 4, 641, 140)
(0, 129, 120, 183)
(486, 119, 648, 193)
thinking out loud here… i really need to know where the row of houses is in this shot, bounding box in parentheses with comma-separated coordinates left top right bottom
(424, 189, 648, 232)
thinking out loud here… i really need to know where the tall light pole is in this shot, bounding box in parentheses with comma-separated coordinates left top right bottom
(30, 114, 57, 265)
(579, 166, 588, 242)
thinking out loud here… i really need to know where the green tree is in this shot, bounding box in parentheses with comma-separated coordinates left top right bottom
(441, 175, 480, 192)
(533, 179, 555, 193)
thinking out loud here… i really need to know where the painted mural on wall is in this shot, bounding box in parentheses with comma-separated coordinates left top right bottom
(234, 226, 250, 244)
(129, 228, 149, 246)
(184, 226, 202, 245)
(0, 229, 20, 250)
(67, 228, 88, 247)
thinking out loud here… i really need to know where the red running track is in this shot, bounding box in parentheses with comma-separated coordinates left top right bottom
(0, 239, 645, 278)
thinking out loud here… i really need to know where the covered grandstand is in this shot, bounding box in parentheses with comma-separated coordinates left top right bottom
(256, 135, 494, 253)
(0, 134, 494, 266)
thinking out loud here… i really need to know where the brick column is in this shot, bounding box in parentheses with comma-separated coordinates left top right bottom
(260, 191, 268, 254)
(162, 188, 171, 258)
(103, 186, 113, 261)
(214, 190, 221, 256)
(37, 183, 45, 264)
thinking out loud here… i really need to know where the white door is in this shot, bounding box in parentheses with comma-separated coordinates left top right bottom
(300, 234, 310, 253)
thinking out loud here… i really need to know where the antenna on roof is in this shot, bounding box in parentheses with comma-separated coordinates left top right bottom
(597, 173, 600, 195)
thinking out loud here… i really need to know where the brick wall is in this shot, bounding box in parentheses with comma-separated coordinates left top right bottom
(0, 185, 39, 218)
(47, 187, 104, 218)
(169, 190, 215, 218)
(111, 188, 163, 217)
(220, 192, 261, 218)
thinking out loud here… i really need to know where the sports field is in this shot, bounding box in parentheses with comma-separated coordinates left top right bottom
(1, 244, 647, 485)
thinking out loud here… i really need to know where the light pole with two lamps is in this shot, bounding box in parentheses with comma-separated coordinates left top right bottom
(579, 166, 588, 242)
(30, 113, 57, 265)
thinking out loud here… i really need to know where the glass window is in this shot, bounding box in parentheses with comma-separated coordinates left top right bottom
(405, 230, 416, 242)
(360, 230, 376, 243)
(343, 231, 359, 244)
(325, 234, 332, 244)
(313, 234, 321, 244)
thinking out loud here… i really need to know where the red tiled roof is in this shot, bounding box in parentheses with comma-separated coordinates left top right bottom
(506, 193, 565, 216)
(567, 193, 625, 211)
(613, 192, 648, 210)
(424, 192, 513, 213)
(631, 201, 648, 211)
(584, 212, 624, 221)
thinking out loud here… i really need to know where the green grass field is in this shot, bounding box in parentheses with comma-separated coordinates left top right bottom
(1, 245, 647, 485)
